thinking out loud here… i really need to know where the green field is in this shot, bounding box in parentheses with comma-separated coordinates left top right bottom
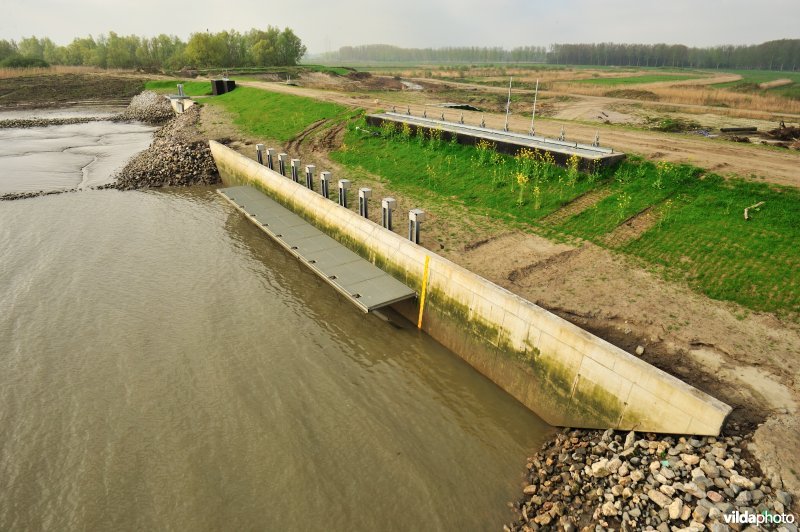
(201, 86, 350, 141)
(145, 80, 211, 96)
(573, 73, 701, 85)
(332, 118, 800, 317)
(712, 70, 800, 99)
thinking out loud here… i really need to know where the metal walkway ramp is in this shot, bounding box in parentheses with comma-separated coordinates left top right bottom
(218, 186, 416, 313)
(367, 112, 625, 165)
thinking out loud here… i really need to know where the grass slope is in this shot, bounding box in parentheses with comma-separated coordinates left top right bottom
(202, 86, 349, 141)
(332, 119, 800, 317)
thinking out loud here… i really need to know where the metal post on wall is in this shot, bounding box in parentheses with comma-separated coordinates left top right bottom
(290, 159, 301, 182)
(408, 209, 425, 244)
(320, 171, 331, 199)
(381, 197, 396, 230)
(338, 180, 351, 208)
(266, 148, 276, 170)
(305, 165, 315, 190)
(358, 188, 372, 218)
(256, 144, 265, 165)
(278, 153, 288, 176)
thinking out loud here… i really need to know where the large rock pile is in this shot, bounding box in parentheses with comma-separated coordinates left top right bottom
(114, 105, 218, 189)
(116, 90, 175, 125)
(506, 429, 796, 532)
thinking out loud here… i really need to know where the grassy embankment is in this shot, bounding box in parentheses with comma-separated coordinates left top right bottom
(201, 86, 351, 141)
(202, 87, 800, 318)
(335, 120, 800, 318)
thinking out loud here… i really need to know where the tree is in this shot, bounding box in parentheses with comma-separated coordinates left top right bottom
(276, 28, 306, 66)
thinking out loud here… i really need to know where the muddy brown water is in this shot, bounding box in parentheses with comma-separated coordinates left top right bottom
(0, 120, 552, 530)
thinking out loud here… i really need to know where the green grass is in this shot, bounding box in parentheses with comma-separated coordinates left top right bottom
(622, 176, 800, 314)
(573, 74, 701, 85)
(333, 119, 601, 222)
(712, 70, 800, 100)
(713, 70, 800, 88)
(202, 86, 349, 141)
(145, 80, 211, 96)
(556, 160, 698, 238)
(330, 119, 800, 317)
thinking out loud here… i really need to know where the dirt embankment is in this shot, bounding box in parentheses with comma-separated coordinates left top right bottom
(0, 73, 145, 109)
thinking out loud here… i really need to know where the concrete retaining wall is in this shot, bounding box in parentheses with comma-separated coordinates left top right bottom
(210, 140, 731, 435)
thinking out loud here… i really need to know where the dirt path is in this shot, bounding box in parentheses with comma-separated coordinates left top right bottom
(239, 80, 800, 189)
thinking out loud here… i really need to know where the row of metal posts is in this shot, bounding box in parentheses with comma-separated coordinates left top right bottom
(256, 144, 425, 244)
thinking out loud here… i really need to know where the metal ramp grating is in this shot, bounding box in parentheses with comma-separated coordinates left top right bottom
(218, 185, 416, 313)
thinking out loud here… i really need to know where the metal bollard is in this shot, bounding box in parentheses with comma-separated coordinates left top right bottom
(290, 159, 301, 182)
(278, 153, 288, 176)
(177, 84, 185, 97)
(320, 171, 331, 199)
(381, 197, 396, 230)
(305, 165, 315, 190)
(266, 148, 276, 170)
(358, 188, 372, 218)
(338, 180, 351, 208)
(408, 209, 425, 244)
(256, 144, 265, 165)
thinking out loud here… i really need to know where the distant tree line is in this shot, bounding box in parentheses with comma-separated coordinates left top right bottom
(321, 44, 548, 64)
(319, 39, 800, 71)
(548, 40, 800, 70)
(0, 27, 307, 70)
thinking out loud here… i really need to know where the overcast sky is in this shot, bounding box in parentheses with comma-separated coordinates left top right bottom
(2, 0, 798, 53)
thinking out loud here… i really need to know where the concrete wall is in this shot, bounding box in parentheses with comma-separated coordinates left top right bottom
(168, 97, 195, 114)
(210, 140, 732, 435)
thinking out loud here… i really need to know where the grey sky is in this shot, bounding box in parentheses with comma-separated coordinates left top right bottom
(2, 0, 798, 54)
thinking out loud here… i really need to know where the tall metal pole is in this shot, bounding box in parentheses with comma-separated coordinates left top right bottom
(504, 77, 512, 132)
(529, 79, 539, 136)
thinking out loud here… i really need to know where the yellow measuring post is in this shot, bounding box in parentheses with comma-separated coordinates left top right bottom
(417, 255, 431, 329)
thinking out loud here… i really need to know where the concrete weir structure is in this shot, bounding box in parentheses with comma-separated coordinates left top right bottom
(366, 112, 626, 168)
(210, 140, 731, 435)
